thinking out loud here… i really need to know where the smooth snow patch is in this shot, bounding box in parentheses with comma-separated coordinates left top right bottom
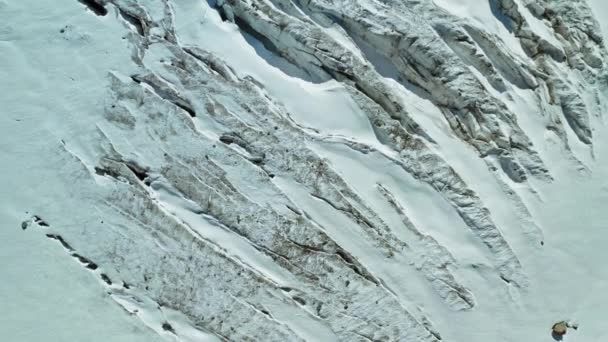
(588, 0, 608, 39)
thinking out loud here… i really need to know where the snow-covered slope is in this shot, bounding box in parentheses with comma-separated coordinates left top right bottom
(1, 0, 607, 341)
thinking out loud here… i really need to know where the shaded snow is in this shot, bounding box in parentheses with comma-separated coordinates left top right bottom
(432, 0, 528, 58)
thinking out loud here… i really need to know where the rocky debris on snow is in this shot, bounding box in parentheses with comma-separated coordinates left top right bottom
(552, 321, 568, 340)
(551, 320, 580, 340)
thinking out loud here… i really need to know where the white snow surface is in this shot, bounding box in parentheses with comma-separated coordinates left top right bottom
(589, 0, 608, 38)
(2, 0, 608, 341)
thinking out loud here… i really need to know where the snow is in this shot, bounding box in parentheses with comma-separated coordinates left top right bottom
(0, 210, 165, 342)
(151, 179, 299, 287)
(517, 1, 562, 47)
(0, 1, 159, 340)
(172, 0, 378, 143)
(588, 0, 608, 38)
(432, 0, 528, 58)
(2, 0, 608, 341)
(414, 85, 608, 340)
(270, 173, 442, 323)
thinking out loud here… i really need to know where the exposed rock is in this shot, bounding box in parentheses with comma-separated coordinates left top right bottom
(552, 321, 568, 335)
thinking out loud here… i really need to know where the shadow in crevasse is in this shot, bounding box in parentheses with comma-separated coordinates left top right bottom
(205, 0, 328, 84)
(237, 26, 329, 84)
(488, 0, 514, 33)
(347, 32, 435, 102)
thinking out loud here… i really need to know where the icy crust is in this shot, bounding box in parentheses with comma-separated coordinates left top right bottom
(4, 0, 608, 341)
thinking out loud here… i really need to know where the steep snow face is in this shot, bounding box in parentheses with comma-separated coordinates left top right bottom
(1, 0, 607, 341)
(588, 0, 608, 38)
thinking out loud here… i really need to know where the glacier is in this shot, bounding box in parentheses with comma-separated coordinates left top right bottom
(1, 0, 607, 341)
